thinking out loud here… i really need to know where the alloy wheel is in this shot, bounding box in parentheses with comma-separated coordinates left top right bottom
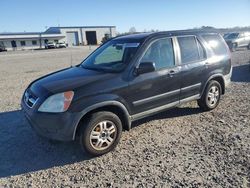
(89, 120, 117, 151)
(207, 86, 219, 107)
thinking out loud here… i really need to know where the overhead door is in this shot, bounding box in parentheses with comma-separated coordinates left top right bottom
(86, 31, 97, 45)
(66, 32, 79, 46)
(0, 41, 4, 47)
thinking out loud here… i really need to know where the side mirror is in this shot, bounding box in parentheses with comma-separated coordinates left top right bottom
(136, 62, 156, 75)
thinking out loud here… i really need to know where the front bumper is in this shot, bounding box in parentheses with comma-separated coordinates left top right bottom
(21, 99, 81, 141)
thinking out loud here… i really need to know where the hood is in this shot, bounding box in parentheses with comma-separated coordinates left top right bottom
(30, 66, 113, 96)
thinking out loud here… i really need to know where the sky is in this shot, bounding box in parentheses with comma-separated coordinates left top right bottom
(0, 0, 249, 33)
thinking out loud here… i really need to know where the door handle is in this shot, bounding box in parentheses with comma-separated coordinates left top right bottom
(169, 70, 175, 74)
(168, 70, 176, 77)
(205, 62, 209, 68)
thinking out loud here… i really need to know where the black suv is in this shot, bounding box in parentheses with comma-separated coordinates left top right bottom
(22, 30, 232, 156)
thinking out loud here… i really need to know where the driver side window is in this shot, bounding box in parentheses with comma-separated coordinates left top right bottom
(141, 38, 175, 70)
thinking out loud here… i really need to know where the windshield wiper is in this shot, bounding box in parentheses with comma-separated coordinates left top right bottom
(82, 65, 120, 73)
(81, 65, 110, 72)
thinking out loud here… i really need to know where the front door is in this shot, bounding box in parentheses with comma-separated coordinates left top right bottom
(127, 37, 181, 116)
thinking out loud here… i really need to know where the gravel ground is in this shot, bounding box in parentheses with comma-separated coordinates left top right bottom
(0, 47, 249, 187)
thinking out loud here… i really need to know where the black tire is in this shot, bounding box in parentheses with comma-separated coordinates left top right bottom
(198, 80, 222, 111)
(79, 111, 122, 156)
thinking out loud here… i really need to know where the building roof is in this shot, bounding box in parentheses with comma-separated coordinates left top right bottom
(44, 26, 115, 34)
(0, 32, 42, 36)
(49, 26, 116, 29)
(0, 26, 116, 36)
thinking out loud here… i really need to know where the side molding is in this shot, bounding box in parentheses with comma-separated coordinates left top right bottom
(201, 74, 225, 96)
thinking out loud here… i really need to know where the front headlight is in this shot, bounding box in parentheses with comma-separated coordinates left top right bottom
(38, 91, 74, 113)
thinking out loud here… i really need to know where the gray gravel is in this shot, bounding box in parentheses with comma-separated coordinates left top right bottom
(0, 47, 250, 187)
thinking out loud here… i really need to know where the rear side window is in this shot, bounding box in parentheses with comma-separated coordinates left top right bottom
(177, 36, 204, 64)
(197, 39, 206, 59)
(202, 34, 228, 56)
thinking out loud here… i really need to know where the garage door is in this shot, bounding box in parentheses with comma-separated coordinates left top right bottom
(66, 32, 79, 46)
(86, 31, 97, 45)
(0, 41, 4, 47)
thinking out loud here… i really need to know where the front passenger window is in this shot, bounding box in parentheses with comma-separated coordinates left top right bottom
(141, 38, 175, 70)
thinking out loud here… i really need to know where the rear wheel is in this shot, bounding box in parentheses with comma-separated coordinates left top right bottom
(198, 80, 222, 111)
(79, 111, 122, 156)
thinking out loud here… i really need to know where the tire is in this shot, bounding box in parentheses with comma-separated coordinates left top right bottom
(79, 111, 122, 156)
(198, 80, 222, 111)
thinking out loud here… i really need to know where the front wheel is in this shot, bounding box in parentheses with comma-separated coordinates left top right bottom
(79, 111, 122, 156)
(198, 80, 222, 111)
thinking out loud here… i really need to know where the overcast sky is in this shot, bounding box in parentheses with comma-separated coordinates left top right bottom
(0, 0, 249, 33)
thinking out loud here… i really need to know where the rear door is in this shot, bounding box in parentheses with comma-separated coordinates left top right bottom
(176, 36, 207, 101)
(127, 37, 181, 116)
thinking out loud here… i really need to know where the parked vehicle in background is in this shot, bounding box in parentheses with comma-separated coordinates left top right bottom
(0, 46, 7, 52)
(101, 33, 112, 43)
(22, 30, 232, 156)
(45, 41, 57, 49)
(223, 33, 231, 39)
(56, 42, 67, 48)
(0, 43, 7, 52)
(223, 32, 250, 51)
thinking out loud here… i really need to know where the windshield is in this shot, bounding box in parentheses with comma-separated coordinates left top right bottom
(81, 40, 140, 72)
(224, 33, 239, 39)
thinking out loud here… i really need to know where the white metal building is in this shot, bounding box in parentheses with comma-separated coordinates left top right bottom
(0, 26, 116, 51)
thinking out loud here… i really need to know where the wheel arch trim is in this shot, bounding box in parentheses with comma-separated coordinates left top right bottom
(72, 101, 131, 140)
(201, 74, 225, 96)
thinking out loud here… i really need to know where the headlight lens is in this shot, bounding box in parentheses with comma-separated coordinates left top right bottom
(38, 91, 74, 112)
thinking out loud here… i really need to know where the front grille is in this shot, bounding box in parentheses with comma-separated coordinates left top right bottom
(24, 90, 38, 108)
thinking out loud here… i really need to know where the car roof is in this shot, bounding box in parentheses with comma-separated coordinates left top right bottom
(114, 29, 219, 43)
